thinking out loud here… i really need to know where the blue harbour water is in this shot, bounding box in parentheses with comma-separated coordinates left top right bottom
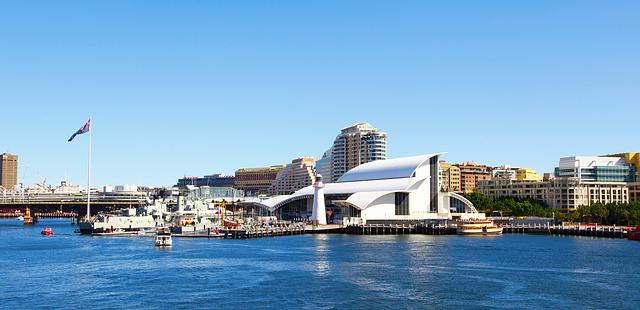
(1, 219, 639, 309)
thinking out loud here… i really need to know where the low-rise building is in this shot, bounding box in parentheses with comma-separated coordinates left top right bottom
(234, 165, 286, 196)
(268, 157, 316, 196)
(478, 157, 631, 210)
(439, 161, 461, 192)
(177, 174, 235, 188)
(492, 165, 519, 180)
(478, 178, 629, 211)
(606, 152, 640, 201)
(516, 168, 543, 181)
(555, 156, 635, 182)
(628, 182, 640, 202)
(192, 186, 243, 200)
(458, 161, 492, 193)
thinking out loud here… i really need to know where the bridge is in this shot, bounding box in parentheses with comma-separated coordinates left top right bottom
(0, 193, 147, 216)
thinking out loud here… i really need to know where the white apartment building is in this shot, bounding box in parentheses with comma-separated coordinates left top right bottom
(331, 122, 387, 183)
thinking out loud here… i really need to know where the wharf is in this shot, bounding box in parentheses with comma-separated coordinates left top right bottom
(503, 224, 629, 239)
(343, 224, 456, 235)
(173, 232, 224, 238)
(222, 225, 306, 239)
(35, 212, 77, 218)
(92, 231, 144, 237)
(0, 212, 22, 218)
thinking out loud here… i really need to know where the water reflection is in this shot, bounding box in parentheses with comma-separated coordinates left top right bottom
(2, 219, 640, 309)
(312, 234, 330, 276)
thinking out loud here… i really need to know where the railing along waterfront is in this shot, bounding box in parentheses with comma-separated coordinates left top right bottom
(0, 193, 146, 203)
(343, 223, 457, 235)
(222, 223, 307, 239)
(503, 223, 629, 239)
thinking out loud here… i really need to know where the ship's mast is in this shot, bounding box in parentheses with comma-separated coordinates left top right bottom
(86, 116, 92, 220)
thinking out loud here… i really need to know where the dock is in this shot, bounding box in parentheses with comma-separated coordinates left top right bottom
(503, 224, 629, 239)
(343, 223, 456, 235)
(221, 224, 307, 239)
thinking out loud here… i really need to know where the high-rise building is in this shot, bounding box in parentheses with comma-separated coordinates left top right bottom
(268, 157, 316, 195)
(234, 165, 286, 196)
(331, 122, 387, 182)
(457, 161, 492, 193)
(439, 161, 461, 192)
(0, 153, 18, 191)
(315, 148, 333, 183)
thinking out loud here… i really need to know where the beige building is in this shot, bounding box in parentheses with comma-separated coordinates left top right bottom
(457, 162, 492, 193)
(516, 168, 543, 181)
(268, 157, 316, 196)
(331, 122, 387, 182)
(439, 161, 461, 192)
(606, 152, 640, 202)
(629, 182, 640, 202)
(478, 178, 629, 211)
(234, 165, 286, 196)
(0, 153, 18, 191)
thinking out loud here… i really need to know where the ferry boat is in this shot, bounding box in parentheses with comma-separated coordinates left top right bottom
(155, 227, 172, 247)
(457, 220, 503, 235)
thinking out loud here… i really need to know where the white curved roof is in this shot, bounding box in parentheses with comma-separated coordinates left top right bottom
(297, 177, 422, 196)
(258, 177, 424, 210)
(339, 191, 391, 210)
(337, 153, 445, 183)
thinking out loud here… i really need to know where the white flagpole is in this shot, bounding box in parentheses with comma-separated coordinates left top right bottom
(86, 117, 92, 220)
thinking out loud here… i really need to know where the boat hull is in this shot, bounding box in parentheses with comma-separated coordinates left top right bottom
(457, 229, 503, 235)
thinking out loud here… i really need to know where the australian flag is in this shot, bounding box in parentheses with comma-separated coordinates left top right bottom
(68, 119, 91, 142)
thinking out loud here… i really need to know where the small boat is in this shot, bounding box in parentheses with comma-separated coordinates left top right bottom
(41, 227, 54, 236)
(628, 225, 640, 241)
(457, 220, 503, 235)
(155, 227, 172, 247)
(17, 216, 24, 221)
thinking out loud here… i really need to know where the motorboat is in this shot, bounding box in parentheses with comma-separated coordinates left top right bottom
(155, 227, 172, 247)
(41, 227, 54, 236)
(457, 220, 503, 235)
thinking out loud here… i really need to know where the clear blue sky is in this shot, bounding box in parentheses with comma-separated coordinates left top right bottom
(1, 1, 638, 187)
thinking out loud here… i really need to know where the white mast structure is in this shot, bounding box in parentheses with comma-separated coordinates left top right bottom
(86, 116, 92, 220)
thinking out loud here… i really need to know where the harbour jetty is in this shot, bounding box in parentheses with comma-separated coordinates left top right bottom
(503, 223, 628, 239)
(221, 223, 307, 239)
(343, 223, 456, 235)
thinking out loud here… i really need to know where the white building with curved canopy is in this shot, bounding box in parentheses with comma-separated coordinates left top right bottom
(257, 153, 482, 224)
